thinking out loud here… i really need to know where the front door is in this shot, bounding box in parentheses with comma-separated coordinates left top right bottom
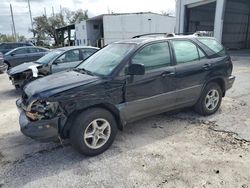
(122, 42, 176, 122)
(52, 49, 82, 73)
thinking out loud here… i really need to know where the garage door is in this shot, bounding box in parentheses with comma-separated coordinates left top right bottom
(185, 2, 216, 33)
(223, 0, 250, 49)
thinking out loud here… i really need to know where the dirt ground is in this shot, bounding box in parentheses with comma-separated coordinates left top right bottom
(0, 52, 250, 188)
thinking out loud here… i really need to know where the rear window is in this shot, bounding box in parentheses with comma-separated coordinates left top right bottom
(198, 38, 225, 56)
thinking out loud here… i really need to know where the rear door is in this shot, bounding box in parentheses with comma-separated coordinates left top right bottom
(51, 49, 82, 73)
(123, 41, 176, 121)
(170, 39, 210, 106)
(27, 47, 47, 62)
(9, 48, 29, 67)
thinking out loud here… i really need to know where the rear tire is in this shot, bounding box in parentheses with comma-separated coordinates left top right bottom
(194, 82, 222, 116)
(70, 108, 118, 156)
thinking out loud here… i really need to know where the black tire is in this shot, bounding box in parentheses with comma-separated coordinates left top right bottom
(70, 108, 118, 156)
(194, 82, 222, 116)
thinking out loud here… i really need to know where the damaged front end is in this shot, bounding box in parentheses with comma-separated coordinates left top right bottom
(16, 98, 61, 141)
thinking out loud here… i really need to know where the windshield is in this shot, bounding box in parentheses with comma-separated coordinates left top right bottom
(36, 49, 63, 64)
(77, 43, 135, 76)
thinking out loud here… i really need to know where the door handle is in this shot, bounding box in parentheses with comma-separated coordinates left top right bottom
(161, 71, 175, 78)
(203, 63, 212, 70)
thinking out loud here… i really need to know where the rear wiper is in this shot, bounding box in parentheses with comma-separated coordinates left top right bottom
(73, 68, 95, 76)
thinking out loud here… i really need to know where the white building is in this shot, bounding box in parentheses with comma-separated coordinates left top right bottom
(176, 0, 250, 49)
(75, 12, 176, 47)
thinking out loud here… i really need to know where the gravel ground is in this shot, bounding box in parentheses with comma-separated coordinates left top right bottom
(0, 52, 250, 188)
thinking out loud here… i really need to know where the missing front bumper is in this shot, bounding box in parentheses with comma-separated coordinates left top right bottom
(17, 99, 59, 141)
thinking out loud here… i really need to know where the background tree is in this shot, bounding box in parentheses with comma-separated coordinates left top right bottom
(0, 33, 26, 42)
(63, 8, 88, 24)
(31, 8, 88, 45)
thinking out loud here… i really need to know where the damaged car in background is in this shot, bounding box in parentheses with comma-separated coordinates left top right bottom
(17, 35, 235, 156)
(8, 46, 99, 88)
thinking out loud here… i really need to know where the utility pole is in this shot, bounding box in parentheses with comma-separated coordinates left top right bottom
(10, 4, 17, 41)
(11, 24, 14, 37)
(27, 0, 34, 37)
(60, 5, 62, 15)
(52, 6, 55, 17)
(44, 7, 47, 17)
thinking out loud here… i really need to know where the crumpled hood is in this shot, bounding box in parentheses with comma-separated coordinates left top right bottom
(7, 62, 41, 75)
(24, 70, 99, 98)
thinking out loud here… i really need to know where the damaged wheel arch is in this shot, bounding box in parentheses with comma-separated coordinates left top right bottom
(60, 103, 124, 139)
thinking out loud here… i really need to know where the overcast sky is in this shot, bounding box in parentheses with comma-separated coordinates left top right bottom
(0, 0, 176, 38)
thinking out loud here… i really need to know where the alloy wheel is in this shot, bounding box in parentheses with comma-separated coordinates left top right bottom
(83, 118, 111, 149)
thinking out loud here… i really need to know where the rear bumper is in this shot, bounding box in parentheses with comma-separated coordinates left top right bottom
(16, 99, 59, 142)
(225, 75, 235, 90)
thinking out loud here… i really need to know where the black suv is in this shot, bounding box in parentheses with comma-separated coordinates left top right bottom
(16, 36, 235, 156)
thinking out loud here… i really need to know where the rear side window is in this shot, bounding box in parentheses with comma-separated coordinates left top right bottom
(14, 48, 28, 55)
(172, 40, 202, 64)
(198, 38, 225, 56)
(28, 48, 39, 53)
(132, 42, 171, 71)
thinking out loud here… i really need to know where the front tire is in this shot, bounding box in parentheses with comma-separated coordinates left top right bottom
(70, 108, 118, 156)
(195, 82, 222, 116)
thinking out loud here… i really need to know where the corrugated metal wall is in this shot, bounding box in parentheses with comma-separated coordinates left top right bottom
(186, 2, 216, 33)
(223, 0, 250, 49)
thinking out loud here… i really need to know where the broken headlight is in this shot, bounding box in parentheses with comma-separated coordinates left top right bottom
(26, 100, 59, 121)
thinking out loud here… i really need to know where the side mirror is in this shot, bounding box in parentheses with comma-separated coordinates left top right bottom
(53, 59, 61, 65)
(11, 53, 16, 56)
(128, 63, 145, 75)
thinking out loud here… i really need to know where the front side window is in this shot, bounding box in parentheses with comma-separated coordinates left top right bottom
(198, 38, 225, 56)
(172, 40, 200, 64)
(132, 42, 171, 71)
(14, 48, 28, 55)
(56, 50, 80, 64)
(36, 49, 63, 64)
(77, 43, 135, 76)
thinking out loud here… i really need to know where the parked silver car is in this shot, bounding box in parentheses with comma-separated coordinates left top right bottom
(4, 46, 49, 69)
(8, 46, 99, 88)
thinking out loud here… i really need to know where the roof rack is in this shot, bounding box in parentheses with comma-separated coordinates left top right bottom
(132, 31, 214, 39)
(132, 33, 169, 38)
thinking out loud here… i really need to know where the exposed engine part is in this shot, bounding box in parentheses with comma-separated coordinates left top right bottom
(27, 100, 59, 121)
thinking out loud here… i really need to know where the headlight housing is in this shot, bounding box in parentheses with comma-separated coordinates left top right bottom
(26, 100, 59, 121)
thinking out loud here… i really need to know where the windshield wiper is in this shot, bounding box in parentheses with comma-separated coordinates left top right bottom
(73, 68, 95, 76)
